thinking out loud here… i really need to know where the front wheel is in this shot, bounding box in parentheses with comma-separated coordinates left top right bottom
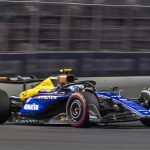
(140, 118, 150, 127)
(66, 92, 99, 128)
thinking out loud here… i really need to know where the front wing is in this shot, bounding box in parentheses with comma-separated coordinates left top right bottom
(97, 92, 150, 117)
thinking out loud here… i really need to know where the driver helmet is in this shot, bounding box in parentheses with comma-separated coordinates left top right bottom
(69, 84, 84, 92)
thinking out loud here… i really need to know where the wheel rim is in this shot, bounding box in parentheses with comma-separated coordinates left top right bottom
(69, 99, 82, 121)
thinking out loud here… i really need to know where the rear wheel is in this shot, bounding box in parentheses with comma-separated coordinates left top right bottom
(66, 92, 100, 128)
(140, 118, 150, 127)
(0, 89, 11, 124)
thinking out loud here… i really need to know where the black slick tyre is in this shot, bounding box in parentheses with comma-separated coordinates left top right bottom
(66, 91, 99, 128)
(0, 89, 11, 124)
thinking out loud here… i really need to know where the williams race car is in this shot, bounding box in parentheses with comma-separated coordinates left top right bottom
(0, 69, 150, 128)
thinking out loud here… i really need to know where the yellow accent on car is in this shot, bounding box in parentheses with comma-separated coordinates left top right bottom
(60, 69, 72, 73)
(19, 77, 55, 101)
(60, 115, 65, 122)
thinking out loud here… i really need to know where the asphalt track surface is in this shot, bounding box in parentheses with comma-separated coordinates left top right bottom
(1, 76, 150, 150)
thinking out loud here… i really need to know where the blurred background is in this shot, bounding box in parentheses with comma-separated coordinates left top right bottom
(0, 0, 150, 77)
(1, 0, 150, 52)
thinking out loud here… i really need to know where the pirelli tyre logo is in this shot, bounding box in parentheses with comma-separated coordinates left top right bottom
(24, 103, 39, 111)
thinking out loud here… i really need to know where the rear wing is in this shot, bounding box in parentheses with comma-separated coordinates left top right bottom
(0, 76, 44, 91)
(0, 76, 43, 84)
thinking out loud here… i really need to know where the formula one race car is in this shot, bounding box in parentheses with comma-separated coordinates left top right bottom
(0, 69, 150, 128)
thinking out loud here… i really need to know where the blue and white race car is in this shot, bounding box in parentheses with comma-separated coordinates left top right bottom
(0, 69, 150, 128)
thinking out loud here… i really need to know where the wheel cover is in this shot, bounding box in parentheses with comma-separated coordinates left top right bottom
(69, 99, 83, 123)
(70, 99, 82, 119)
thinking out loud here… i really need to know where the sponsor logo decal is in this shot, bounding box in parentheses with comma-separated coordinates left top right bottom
(111, 95, 121, 98)
(120, 98, 127, 101)
(89, 115, 98, 119)
(24, 103, 39, 111)
(37, 96, 57, 100)
(143, 111, 149, 114)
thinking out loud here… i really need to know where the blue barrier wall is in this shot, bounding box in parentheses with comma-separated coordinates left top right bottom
(0, 52, 150, 77)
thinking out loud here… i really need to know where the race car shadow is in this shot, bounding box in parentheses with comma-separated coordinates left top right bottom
(5, 121, 149, 129)
(91, 122, 149, 129)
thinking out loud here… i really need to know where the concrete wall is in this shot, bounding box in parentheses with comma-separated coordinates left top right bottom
(1, 52, 150, 77)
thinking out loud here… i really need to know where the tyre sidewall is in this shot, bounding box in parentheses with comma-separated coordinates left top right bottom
(66, 92, 88, 127)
